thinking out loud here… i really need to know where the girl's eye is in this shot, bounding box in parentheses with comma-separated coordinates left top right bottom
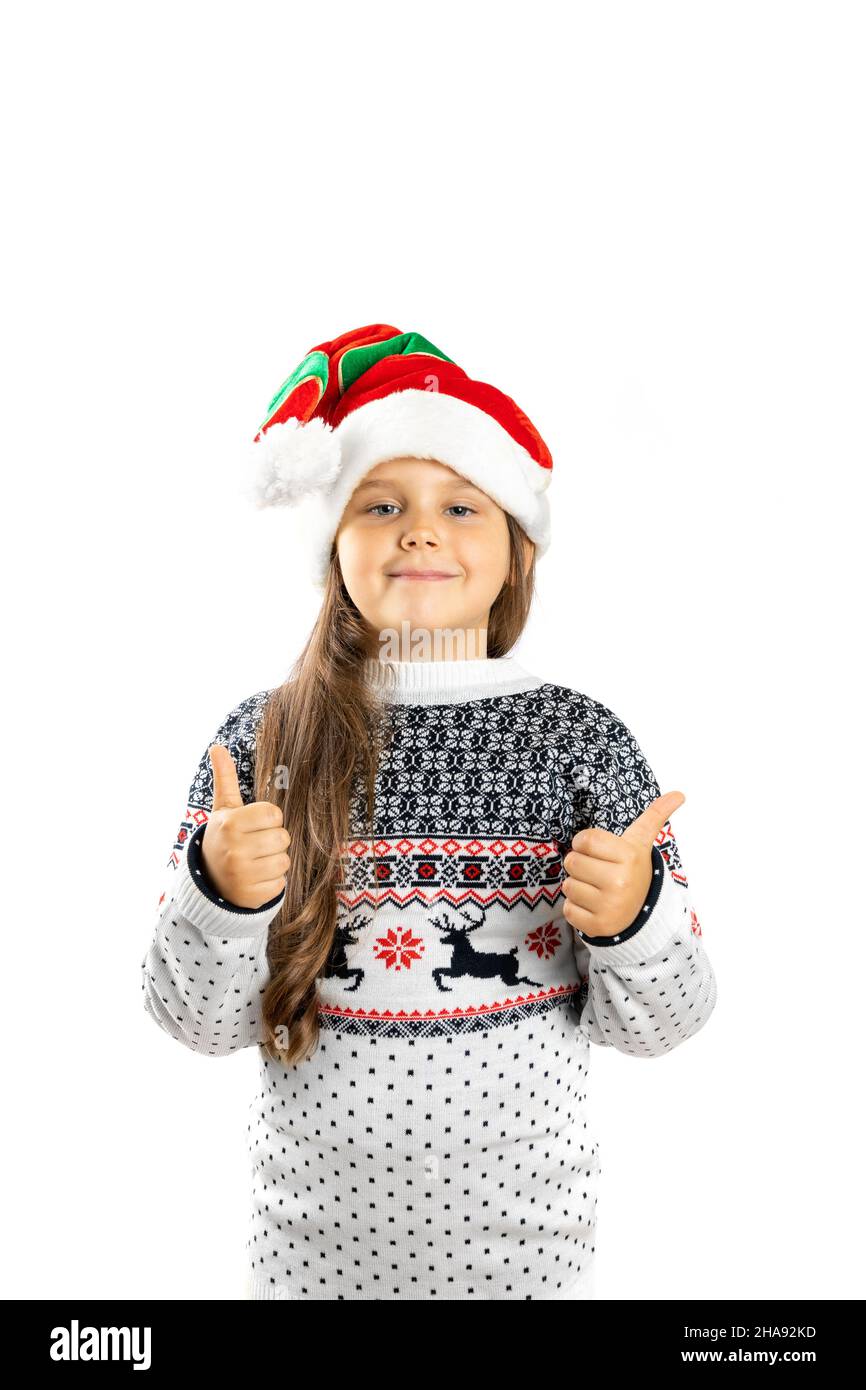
(366, 504, 477, 518)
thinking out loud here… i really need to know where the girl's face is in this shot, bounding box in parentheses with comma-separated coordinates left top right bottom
(335, 457, 532, 657)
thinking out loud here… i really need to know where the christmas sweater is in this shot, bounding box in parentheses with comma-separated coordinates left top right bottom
(141, 655, 717, 1301)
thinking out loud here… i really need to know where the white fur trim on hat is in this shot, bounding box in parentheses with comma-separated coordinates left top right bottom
(306, 389, 551, 587)
(245, 415, 342, 507)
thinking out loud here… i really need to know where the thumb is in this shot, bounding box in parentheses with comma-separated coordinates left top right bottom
(622, 790, 685, 849)
(209, 743, 244, 811)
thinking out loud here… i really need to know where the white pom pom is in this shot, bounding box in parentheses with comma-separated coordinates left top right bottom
(248, 416, 342, 507)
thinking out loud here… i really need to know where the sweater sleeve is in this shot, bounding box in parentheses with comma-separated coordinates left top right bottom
(567, 700, 718, 1059)
(140, 689, 286, 1058)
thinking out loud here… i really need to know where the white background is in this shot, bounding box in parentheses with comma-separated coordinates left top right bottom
(2, 0, 863, 1301)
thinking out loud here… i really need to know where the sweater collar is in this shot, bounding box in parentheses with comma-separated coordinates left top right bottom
(361, 654, 542, 705)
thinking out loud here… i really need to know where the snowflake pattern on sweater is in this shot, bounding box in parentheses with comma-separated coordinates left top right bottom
(141, 657, 717, 1300)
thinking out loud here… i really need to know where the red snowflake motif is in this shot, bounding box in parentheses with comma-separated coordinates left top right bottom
(373, 928, 426, 971)
(525, 922, 561, 960)
(690, 909, 702, 937)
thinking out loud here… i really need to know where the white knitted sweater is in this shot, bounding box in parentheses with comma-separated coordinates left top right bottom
(141, 656, 717, 1300)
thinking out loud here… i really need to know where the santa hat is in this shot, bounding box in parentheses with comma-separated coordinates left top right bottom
(245, 323, 553, 589)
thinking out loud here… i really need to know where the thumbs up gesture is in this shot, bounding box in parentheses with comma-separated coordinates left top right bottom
(562, 791, 685, 938)
(200, 744, 292, 909)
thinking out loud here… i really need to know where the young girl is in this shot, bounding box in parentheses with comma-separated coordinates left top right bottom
(141, 322, 718, 1301)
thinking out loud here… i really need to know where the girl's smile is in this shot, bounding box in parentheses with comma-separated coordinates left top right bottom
(386, 568, 462, 580)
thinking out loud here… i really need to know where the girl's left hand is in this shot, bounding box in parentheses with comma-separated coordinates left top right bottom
(562, 791, 685, 938)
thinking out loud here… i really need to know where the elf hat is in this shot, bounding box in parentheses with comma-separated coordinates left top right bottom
(245, 323, 553, 589)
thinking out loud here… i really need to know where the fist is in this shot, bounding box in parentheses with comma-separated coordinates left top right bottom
(200, 743, 292, 909)
(561, 790, 685, 938)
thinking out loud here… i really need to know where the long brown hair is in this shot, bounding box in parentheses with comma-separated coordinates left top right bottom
(254, 512, 537, 1066)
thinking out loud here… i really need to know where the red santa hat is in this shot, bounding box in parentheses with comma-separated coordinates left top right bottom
(245, 323, 553, 589)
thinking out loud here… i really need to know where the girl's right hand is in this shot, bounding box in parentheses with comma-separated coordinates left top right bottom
(200, 744, 291, 908)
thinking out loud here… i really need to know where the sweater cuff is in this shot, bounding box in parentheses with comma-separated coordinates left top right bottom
(571, 844, 691, 968)
(168, 822, 286, 939)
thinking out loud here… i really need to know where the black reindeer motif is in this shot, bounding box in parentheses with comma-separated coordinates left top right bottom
(322, 913, 370, 993)
(430, 902, 543, 993)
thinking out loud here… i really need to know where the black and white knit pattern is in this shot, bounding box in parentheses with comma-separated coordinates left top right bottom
(141, 657, 717, 1300)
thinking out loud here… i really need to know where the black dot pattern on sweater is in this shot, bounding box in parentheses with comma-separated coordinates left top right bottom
(246, 1012, 599, 1300)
